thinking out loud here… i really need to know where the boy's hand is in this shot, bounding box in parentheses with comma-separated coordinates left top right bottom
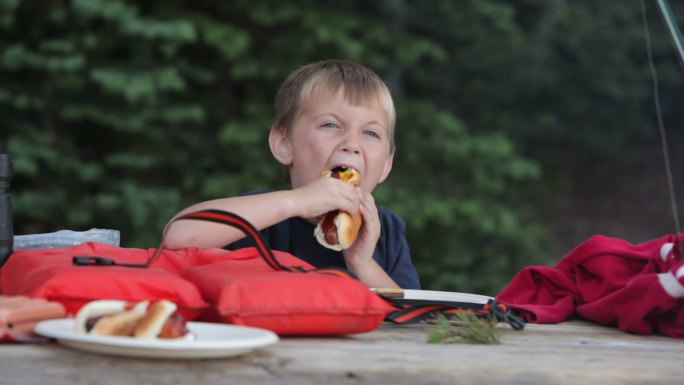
(342, 188, 399, 289)
(292, 183, 400, 289)
(290, 176, 360, 221)
(343, 188, 381, 268)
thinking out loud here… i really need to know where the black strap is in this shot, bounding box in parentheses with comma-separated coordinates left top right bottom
(73, 209, 311, 273)
(173, 209, 300, 272)
(385, 298, 526, 331)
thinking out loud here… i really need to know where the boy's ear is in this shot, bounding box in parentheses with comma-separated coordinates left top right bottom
(269, 125, 293, 166)
(378, 151, 394, 184)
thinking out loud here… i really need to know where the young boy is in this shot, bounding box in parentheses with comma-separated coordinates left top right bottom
(163, 60, 420, 289)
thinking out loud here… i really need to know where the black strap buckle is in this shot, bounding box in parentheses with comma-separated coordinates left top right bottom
(487, 299, 526, 330)
(72, 255, 148, 268)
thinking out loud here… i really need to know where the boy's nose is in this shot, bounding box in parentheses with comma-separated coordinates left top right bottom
(340, 138, 361, 155)
(338, 129, 362, 154)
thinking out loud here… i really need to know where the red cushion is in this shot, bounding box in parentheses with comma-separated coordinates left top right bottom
(1, 242, 395, 335)
(0, 242, 208, 319)
(183, 247, 396, 335)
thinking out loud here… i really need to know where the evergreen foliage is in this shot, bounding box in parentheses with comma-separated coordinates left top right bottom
(1, 0, 681, 294)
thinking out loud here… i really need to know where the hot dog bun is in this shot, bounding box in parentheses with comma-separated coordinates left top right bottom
(75, 299, 192, 340)
(74, 299, 134, 334)
(314, 167, 363, 251)
(133, 300, 177, 339)
(89, 301, 148, 336)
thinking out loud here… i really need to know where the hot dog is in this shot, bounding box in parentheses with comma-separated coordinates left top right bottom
(314, 166, 363, 251)
(75, 299, 193, 340)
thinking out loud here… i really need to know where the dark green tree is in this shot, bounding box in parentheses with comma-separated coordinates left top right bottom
(2, 0, 680, 294)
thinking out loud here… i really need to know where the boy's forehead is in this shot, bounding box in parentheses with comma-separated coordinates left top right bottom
(303, 87, 388, 122)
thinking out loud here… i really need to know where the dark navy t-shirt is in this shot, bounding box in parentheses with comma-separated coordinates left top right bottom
(226, 202, 421, 289)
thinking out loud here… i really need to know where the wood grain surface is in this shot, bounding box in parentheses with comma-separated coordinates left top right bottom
(1, 321, 682, 385)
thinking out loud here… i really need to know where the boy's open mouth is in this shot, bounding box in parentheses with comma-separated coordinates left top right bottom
(331, 165, 350, 173)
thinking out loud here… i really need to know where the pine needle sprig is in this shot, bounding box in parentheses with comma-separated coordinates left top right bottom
(427, 312, 501, 345)
(426, 314, 461, 344)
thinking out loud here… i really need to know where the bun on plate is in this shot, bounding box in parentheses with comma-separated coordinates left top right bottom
(314, 166, 363, 251)
(75, 299, 193, 340)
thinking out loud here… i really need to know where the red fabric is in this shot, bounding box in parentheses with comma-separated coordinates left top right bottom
(183, 247, 396, 336)
(496, 234, 684, 337)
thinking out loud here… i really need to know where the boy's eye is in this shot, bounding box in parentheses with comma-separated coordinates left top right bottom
(364, 130, 381, 139)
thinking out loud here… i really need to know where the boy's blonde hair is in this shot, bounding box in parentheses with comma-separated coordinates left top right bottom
(273, 60, 396, 152)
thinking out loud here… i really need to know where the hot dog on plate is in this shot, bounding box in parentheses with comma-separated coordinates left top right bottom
(75, 299, 193, 340)
(314, 166, 363, 251)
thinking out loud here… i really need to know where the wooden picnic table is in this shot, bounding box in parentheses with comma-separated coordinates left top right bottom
(1, 320, 682, 385)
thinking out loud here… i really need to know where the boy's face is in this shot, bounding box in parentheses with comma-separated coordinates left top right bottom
(271, 88, 394, 192)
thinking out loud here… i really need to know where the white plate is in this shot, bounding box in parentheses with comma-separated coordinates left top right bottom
(373, 288, 493, 305)
(403, 289, 493, 304)
(35, 319, 279, 359)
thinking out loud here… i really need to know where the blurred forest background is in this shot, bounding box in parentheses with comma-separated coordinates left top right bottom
(1, 0, 683, 295)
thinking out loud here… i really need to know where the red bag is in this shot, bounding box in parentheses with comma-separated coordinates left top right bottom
(183, 249, 391, 335)
(1, 243, 208, 319)
(175, 210, 396, 335)
(0, 210, 396, 336)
